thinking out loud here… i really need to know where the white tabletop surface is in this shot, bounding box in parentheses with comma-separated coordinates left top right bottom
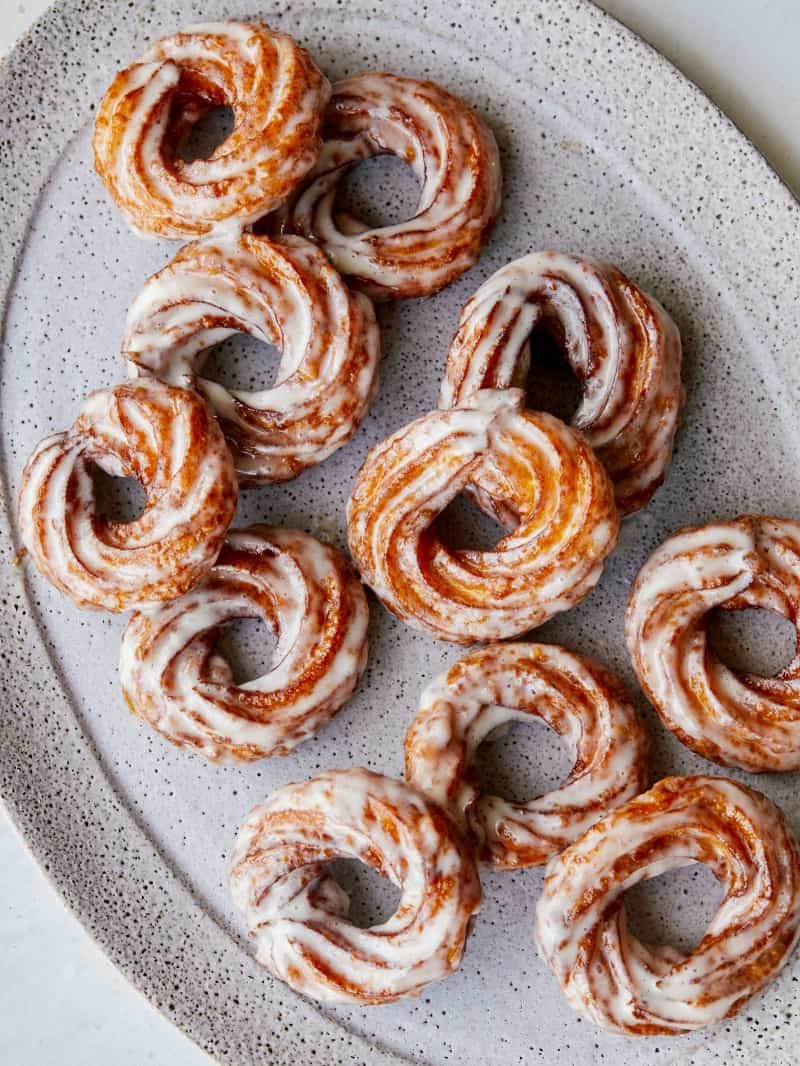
(1, 2, 798, 1064)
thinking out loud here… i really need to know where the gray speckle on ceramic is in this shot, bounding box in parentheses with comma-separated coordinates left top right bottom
(1, 1, 799, 1064)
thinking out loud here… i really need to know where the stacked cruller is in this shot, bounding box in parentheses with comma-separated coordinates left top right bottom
(15, 18, 800, 1035)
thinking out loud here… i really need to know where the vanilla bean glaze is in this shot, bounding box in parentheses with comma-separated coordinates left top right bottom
(405, 643, 648, 867)
(93, 21, 330, 238)
(441, 252, 683, 515)
(347, 388, 619, 643)
(123, 232, 380, 483)
(626, 515, 800, 771)
(535, 776, 800, 1035)
(18, 378, 237, 611)
(229, 768, 481, 1003)
(121, 526, 368, 763)
(273, 72, 501, 300)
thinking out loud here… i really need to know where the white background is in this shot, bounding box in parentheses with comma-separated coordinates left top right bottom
(1, 2, 798, 1063)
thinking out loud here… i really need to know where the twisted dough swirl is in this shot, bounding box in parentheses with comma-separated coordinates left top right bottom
(405, 643, 648, 868)
(229, 768, 481, 1004)
(123, 232, 380, 483)
(272, 72, 501, 300)
(440, 252, 683, 515)
(18, 378, 237, 611)
(347, 389, 619, 643)
(93, 22, 330, 238)
(626, 515, 800, 772)
(535, 775, 800, 1035)
(120, 526, 368, 763)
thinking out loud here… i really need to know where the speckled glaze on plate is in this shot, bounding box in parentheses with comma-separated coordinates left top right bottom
(1, 2, 799, 1064)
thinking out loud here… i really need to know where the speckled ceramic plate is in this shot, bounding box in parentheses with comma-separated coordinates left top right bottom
(2, 1, 800, 1064)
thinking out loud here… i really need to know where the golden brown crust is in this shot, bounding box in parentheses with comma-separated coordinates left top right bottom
(347, 389, 619, 643)
(626, 514, 800, 771)
(535, 775, 800, 1035)
(405, 643, 649, 867)
(123, 231, 380, 483)
(229, 768, 481, 1004)
(440, 251, 683, 516)
(271, 72, 501, 300)
(93, 21, 330, 238)
(18, 378, 237, 611)
(120, 526, 369, 763)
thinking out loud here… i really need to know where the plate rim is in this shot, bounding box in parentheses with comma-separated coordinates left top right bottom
(1, 1, 798, 1064)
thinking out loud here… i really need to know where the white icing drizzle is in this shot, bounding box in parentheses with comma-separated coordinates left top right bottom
(17, 378, 237, 611)
(229, 768, 481, 1003)
(347, 388, 619, 643)
(440, 251, 683, 516)
(534, 775, 800, 1035)
(93, 21, 331, 238)
(120, 526, 368, 763)
(626, 514, 800, 771)
(405, 643, 648, 867)
(272, 72, 501, 300)
(123, 231, 380, 483)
